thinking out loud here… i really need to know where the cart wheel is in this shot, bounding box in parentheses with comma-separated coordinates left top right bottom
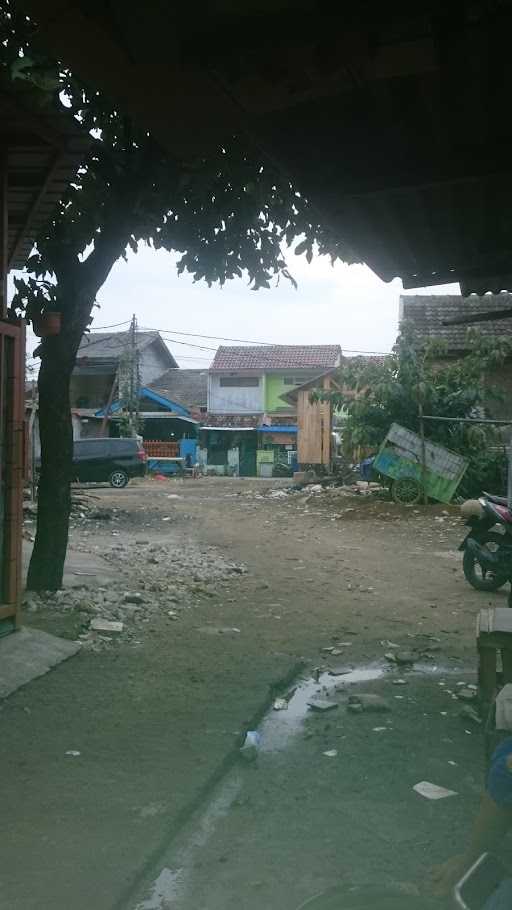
(392, 476, 422, 505)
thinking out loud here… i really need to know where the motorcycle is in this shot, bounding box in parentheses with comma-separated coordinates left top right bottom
(459, 493, 512, 592)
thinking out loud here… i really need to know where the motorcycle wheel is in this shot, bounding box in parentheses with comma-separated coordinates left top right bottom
(295, 886, 437, 909)
(463, 532, 509, 591)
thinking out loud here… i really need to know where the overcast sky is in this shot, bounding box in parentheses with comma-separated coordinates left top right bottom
(23, 245, 459, 372)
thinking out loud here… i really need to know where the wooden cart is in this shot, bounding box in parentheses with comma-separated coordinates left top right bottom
(373, 422, 468, 505)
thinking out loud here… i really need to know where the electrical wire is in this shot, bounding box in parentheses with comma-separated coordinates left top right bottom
(26, 320, 391, 364)
(139, 325, 275, 345)
(91, 319, 131, 330)
(139, 324, 391, 356)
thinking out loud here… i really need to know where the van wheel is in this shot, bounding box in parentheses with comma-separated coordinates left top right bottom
(109, 470, 128, 489)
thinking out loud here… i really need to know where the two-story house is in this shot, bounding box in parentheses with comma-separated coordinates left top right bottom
(207, 345, 342, 418)
(201, 345, 342, 476)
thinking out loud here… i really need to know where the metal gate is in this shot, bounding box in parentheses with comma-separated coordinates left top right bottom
(0, 319, 25, 636)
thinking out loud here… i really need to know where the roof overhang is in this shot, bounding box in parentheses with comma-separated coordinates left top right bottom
(20, 2, 512, 295)
(1, 82, 89, 270)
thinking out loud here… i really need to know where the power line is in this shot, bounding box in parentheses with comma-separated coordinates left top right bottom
(139, 324, 391, 356)
(139, 325, 275, 346)
(92, 319, 131, 330)
(158, 335, 217, 352)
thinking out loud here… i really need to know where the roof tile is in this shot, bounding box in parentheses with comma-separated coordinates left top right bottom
(211, 345, 342, 371)
(149, 368, 208, 409)
(400, 293, 512, 350)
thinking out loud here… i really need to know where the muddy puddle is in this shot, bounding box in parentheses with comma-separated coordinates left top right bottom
(259, 661, 470, 752)
(132, 659, 475, 910)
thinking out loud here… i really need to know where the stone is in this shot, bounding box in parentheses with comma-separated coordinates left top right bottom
(123, 593, 145, 605)
(347, 702, 364, 714)
(88, 509, 112, 521)
(307, 700, 338, 713)
(457, 687, 477, 703)
(348, 694, 390, 713)
(395, 650, 415, 665)
(459, 705, 482, 724)
(90, 618, 124, 633)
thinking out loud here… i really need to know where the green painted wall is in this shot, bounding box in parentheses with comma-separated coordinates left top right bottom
(264, 374, 298, 412)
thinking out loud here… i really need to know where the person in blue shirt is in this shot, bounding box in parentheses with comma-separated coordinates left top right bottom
(433, 736, 512, 907)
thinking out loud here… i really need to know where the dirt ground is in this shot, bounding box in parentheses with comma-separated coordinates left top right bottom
(0, 477, 502, 910)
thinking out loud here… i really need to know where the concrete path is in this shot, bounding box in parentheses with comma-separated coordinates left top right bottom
(0, 627, 80, 699)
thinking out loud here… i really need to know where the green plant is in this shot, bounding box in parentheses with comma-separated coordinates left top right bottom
(316, 323, 512, 498)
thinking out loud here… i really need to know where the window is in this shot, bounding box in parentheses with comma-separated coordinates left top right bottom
(283, 376, 312, 386)
(219, 376, 259, 388)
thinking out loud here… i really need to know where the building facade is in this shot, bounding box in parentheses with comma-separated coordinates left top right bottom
(202, 345, 342, 476)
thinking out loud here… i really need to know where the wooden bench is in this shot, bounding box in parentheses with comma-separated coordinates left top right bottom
(477, 607, 512, 707)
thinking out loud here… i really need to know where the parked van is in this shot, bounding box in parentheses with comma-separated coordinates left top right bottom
(72, 437, 147, 487)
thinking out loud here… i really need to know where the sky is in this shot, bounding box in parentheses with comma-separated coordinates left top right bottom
(22, 245, 460, 372)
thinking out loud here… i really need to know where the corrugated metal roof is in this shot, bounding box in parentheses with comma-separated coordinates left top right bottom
(149, 368, 208, 409)
(211, 345, 342, 371)
(400, 293, 512, 351)
(76, 331, 177, 366)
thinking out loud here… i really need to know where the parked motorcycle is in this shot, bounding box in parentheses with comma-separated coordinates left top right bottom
(459, 494, 512, 592)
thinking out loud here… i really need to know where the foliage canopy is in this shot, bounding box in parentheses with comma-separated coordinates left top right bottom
(320, 325, 512, 497)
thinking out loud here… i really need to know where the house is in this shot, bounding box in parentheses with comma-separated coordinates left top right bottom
(208, 344, 342, 417)
(91, 369, 209, 473)
(148, 368, 208, 420)
(201, 345, 341, 476)
(70, 331, 178, 437)
(400, 293, 512, 420)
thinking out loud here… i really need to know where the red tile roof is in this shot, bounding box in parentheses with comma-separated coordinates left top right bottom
(211, 345, 342, 371)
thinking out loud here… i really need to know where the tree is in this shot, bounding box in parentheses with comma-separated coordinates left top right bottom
(320, 324, 512, 497)
(1, 2, 354, 590)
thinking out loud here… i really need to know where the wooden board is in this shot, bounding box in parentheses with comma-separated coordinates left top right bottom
(297, 377, 331, 465)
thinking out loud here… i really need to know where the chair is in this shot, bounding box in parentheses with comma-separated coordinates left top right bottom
(477, 607, 512, 707)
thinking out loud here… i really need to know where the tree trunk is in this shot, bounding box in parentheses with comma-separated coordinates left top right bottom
(26, 334, 77, 590)
(26, 233, 128, 591)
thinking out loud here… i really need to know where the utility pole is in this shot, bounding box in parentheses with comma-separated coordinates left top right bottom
(128, 314, 135, 434)
(127, 313, 141, 437)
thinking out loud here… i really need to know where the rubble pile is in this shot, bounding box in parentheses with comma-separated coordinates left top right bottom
(236, 480, 385, 502)
(23, 537, 248, 653)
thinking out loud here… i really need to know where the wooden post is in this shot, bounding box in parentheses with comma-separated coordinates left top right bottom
(418, 399, 428, 505)
(0, 151, 8, 318)
(507, 429, 512, 509)
(28, 379, 38, 503)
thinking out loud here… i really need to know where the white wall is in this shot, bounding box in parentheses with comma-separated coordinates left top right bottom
(208, 374, 263, 414)
(140, 343, 174, 386)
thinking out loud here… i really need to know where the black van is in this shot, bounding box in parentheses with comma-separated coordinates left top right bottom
(72, 437, 147, 487)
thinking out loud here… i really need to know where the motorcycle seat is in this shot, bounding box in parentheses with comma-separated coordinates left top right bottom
(484, 492, 509, 506)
